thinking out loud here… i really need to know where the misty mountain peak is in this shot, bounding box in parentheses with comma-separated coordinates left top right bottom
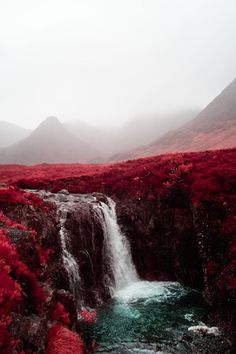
(38, 116, 61, 128)
(30, 116, 68, 141)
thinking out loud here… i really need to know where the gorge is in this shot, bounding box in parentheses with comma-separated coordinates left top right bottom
(0, 148, 235, 353)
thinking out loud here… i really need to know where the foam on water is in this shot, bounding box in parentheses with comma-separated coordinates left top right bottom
(115, 280, 182, 303)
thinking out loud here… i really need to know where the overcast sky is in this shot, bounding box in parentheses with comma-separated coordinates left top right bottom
(0, 0, 236, 129)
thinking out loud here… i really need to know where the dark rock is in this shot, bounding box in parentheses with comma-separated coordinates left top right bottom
(11, 313, 48, 351)
(113, 194, 235, 339)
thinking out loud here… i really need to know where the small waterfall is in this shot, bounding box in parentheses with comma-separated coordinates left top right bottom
(57, 206, 81, 300)
(30, 190, 81, 302)
(94, 197, 139, 293)
(30, 190, 139, 301)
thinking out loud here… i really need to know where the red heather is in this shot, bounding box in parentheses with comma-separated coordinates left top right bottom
(46, 325, 85, 354)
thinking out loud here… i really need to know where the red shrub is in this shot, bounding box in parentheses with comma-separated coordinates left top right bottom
(0, 187, 53, 211)
(37, 245, 53, 266)
(46, 325, 85, 354)
(0, 229, 44, 305)
(0, 211, 27, 230)
(52, 302, 71, 325)
(0, 230, 22, 351)
(79, 308, 97, 323)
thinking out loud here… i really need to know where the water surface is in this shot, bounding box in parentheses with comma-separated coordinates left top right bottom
(81, 281, 208, 353)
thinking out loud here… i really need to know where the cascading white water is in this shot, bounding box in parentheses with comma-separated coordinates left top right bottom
(30, 190, 81, 301)
(57, 206, 81, 299)
(29, 190, 153, 303)
(94, 197, 139, 293)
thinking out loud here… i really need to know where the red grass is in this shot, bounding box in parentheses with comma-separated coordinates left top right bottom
(0, 228, 45, 351)
(0, 163, 111, 185)
(46, 325, 85, 354)
(0, 186, 54, 211)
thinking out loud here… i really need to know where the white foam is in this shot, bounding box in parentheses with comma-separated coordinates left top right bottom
(188, 325, 221, 336)
(184, 313, 194, 322)
(115, 280, 179, 303)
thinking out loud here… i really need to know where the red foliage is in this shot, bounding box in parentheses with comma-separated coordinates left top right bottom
(0, 186, 54, 211)
(0, 163, 110, 185)
(52, 302, 71, 325)
(13, 149, 233, 199)
(46, 325, 85, 354)
(79, 308, 97, 323)
(0, 230, 21, 351)
(0, 228, 45, 308)
(37, 245, 53, 266)
(0, 210, 27, 230)
(0, 227, 46, 352)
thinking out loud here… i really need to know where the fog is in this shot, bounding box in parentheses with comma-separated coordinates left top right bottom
(0, 0, 236, 130)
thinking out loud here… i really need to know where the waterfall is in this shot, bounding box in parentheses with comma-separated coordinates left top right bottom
(94, 197, 139, 293)
(57, 206, 81, 300)
(30, 190, 81, 301)
(30, 190, 139, 301)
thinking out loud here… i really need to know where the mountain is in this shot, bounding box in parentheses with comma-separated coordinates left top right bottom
(0, 121, 31, 147)
(0, 116, 100, 164)
(65, 110, 199, 158)
(111, 79, 236, 161)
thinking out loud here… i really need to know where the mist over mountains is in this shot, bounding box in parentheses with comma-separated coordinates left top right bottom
(0, 110, 198, 164)
(0, 121, 31, 148)
(0, 116, 99, 164)
(111, 79, 236, 161)
(0, 79, 235, 165)
(65, 110, 199, 158)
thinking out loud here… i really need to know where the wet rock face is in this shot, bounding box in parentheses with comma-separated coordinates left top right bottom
(62, 197, 110, 305)
(1, 191, 113, 309)
(0, 201, 59, 254)
(114, 197, 203, 288)
(31, 191, 113, 305)
(113, 195, 235, 336)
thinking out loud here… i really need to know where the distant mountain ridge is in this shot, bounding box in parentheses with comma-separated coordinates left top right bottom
(0, 121, 31, 147)
(111, 79, 236, 161)
(1, 79, 235, 164)
(65, 110, 199, 158)
(0, 116, 99, 164)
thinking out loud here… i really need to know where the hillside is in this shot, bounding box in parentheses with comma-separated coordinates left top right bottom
(65, 110, 198, 158)
(0, 121, 31, 147)
(0, 116, 100, 165)
(112, 79, 236, 161)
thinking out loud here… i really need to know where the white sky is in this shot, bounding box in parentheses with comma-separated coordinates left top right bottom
(0, 0, 236, 129)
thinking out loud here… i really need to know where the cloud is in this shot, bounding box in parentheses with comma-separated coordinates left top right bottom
(0, 0, 235, 128)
